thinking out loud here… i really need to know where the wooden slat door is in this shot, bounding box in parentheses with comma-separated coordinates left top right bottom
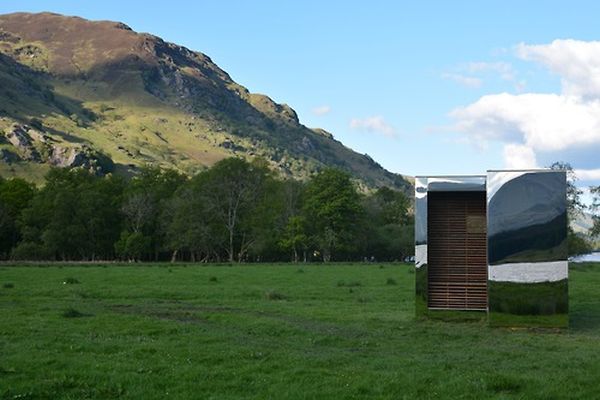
(427, 191, 487, 310)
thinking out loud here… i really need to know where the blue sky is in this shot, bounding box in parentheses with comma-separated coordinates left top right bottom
(3, 1, 600, 191)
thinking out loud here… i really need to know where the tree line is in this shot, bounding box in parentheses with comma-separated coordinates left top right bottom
(0, 157, 414, 262)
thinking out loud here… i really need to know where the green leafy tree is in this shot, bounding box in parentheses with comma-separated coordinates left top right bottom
(119, 166, 186, 260)
(362, 187, 413, 261)
(549, 162, 585, 218)
(549, 162, 592, 256)
(303, 168, 364, 262)
(166, 172, 220, 262)
(199, 157, 272, 262)
(15, 168, 124, 260)
(0, 177, 36, 259)
(279, 215, 308, 263)
(115, 231, 151, 261)
(590, 186, 600, 240)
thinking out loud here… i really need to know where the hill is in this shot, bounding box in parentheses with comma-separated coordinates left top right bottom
(0, 12, 410, 191)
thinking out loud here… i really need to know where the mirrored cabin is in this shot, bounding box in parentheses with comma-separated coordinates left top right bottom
(415, 170, 568, 327)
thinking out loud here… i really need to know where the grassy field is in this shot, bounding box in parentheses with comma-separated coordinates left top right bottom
(1, 262, 600, 399)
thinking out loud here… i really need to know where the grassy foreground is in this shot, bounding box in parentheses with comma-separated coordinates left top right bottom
(1, 263, 600, 399)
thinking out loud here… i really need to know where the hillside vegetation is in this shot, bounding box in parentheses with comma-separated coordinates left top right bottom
(0, 12, 410, 191)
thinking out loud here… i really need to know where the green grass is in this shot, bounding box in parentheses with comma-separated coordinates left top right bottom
(1, 262, 600, 399)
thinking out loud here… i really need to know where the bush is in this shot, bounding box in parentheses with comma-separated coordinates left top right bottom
(115, 231, 151, 261)
(11, 242, 53, 261)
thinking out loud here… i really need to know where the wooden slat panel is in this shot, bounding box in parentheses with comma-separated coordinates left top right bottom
(427, 191, 487, 310)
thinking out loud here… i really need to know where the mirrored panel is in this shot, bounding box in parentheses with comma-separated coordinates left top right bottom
(487, 170, 568, 328)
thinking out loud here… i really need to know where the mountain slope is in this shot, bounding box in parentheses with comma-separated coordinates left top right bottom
(0, 12, 410, 191)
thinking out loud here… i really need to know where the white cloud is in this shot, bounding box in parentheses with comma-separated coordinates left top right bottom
(349, 115, 396, 138)
(449, 39, 600, 181)
(312, 105, 331, 116)
(466, 61, 515, 81)
(441, 73, 482, 88)
(443, 61, 518, 89)
(575, 168, 600, 181)
(503, 144, 537, 169)
(517, 39, 600, 98)
(450, 93, 600, 152)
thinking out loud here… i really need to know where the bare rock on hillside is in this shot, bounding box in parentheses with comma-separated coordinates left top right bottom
(0, 148, 20, 163)
(4, 124, 40, 161)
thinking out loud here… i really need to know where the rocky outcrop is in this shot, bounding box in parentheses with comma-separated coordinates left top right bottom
(2, 123, 113, 175)
(0, 148, 20, 163)
(4, 124, 41, 161)
(49, 145, 113, 174)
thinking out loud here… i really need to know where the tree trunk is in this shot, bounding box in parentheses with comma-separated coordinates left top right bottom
(228, 230, 234, 262)
(170, 249, 178, 263)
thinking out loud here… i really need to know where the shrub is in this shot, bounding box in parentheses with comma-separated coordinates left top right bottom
(11, 242, 53, 261)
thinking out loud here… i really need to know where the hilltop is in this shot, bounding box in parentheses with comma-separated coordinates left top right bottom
(0, 12, 410, 191)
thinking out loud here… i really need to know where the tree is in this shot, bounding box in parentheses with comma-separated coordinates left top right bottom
(549, 162, 585, 218)
(166, 172, 220, 262)
(303, 168, 364, 262)
(15, 168, 124, 260)
(198, 158, 272, 262)
(590, 186, 600, 239)
(279, 215, 308, 263)
(549, 162, 593, 255)
(362, 187, 413, 261)
(0, 177, 36, 259)
(115, 231, 151, 261)
(119, 166, 186, 261)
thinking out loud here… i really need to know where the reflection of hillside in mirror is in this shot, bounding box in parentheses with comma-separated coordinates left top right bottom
(488, 172, 567, 265)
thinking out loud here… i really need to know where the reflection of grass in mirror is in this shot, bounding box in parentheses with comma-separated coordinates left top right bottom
(1, 262, 600, 398)
(488, 279, 568, 325)
(488, 312, 568, 328)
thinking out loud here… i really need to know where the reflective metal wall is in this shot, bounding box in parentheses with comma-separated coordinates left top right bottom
(414, 177, 428, 316)
(487, 170, 568, 327)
